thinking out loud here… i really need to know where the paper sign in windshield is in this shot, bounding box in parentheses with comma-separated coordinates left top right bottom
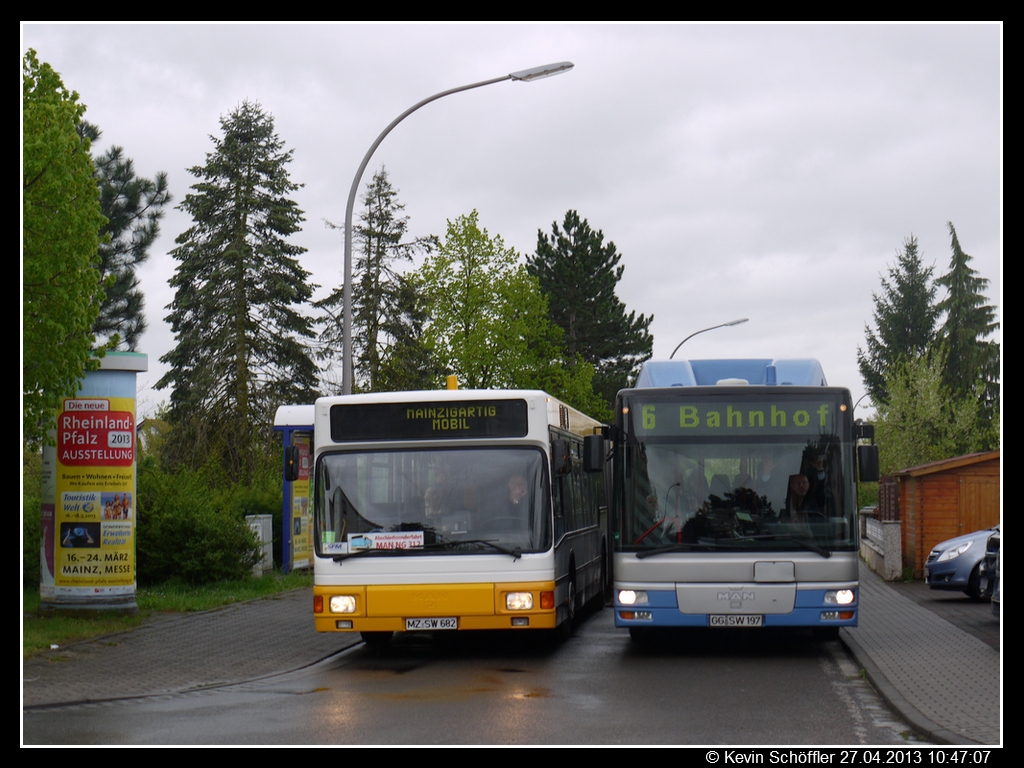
(348, 531, 425, 551)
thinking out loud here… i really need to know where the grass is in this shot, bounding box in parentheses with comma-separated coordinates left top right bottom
(22, 570, 311, 659)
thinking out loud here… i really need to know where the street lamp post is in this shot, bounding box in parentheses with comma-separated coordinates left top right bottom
(853, 392, 873, 413)
(669, 318, 749, 359)
(341, 62, 574, 394)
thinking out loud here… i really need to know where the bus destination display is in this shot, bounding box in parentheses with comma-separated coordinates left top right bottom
(330, 399, 529, 441)
(625, 395, 846, 438)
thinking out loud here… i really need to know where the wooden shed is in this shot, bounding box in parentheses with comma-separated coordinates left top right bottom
(891, 451, 1000, 578)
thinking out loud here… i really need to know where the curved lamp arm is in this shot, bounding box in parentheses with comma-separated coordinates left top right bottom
(341, 63, 574, 393)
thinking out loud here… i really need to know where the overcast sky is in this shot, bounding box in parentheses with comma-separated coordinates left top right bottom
(21, 23, 1002, 420)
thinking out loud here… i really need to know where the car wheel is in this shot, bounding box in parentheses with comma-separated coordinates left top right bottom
(964, 563, 983, 600)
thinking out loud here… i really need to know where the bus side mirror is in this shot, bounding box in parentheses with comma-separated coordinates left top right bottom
(583, 434, 605, 473)
(284, 445, 300, 482)
(858, 445, 879, 483)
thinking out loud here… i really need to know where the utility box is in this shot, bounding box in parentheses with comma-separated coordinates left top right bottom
(246, 514, 274, 576)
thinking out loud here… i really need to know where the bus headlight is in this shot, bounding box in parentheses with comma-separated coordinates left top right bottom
(618, 590, 648, 606)
(329, 595, 357, 614)
(506, 592, 534, 611)
(824, 589, 855, 605)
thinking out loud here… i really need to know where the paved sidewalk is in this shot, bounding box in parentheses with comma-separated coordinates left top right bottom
(842, 567, 1001, 745)
(22, 589, 357, 709)
(23, 574, 1002, 745)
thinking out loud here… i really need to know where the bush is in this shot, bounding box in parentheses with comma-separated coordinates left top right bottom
(25, 444, 284, 589)
(215, 471, 284, 568)
(857, 481, 879, 509)
(23, 448, 43, 588)
(136, 462, 263, 586)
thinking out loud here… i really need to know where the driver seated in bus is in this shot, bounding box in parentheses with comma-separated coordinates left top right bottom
(487, 473, 530, 532)
(782, 473, 820, 525)
(801, 448, 832, 513)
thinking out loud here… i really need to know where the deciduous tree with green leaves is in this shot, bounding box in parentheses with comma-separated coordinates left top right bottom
(373, 273, 442, 392)
(157, 101, 317, 478)
(528, 210, 653, 409)
(79, 121, 171, 351)
(875, 353, 983, 475)
(22, 49, 107, 445)
(416, 211, 603, 415)
(856, 236, 939, 408)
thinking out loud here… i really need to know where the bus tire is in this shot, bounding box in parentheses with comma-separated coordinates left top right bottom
(600, 548, 610, 607)
(557, 574, 577, 640)
(360, 631, 393, 649)
(629, 626, 654, 643)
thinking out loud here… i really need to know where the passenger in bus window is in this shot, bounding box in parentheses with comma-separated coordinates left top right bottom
(425, 472, 452, 518)
(755, 455, 788, 508)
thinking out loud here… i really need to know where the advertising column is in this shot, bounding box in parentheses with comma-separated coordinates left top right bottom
(39, 352, 147, 615)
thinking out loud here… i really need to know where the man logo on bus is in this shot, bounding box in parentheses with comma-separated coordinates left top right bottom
(718, 591, 755, 601)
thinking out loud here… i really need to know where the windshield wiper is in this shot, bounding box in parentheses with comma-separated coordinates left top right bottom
(332, 546, 422, 563)
(634, 535, 832, 559)
(635, 542, 722, 559)
(442, 539, 522, 561)
(742, 534, 832, 558)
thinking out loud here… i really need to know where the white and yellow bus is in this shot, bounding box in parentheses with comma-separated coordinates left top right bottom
(297, 390, 607, 645)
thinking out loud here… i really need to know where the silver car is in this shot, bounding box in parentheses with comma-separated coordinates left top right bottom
(925, 525, 999, 600)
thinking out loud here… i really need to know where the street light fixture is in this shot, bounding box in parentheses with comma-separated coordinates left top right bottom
(341, 62, 575, 394)
(669, 318, 749, 359)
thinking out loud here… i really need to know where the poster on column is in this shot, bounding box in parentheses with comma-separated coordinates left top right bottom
(291, 434, 311, 569)
(53, 396, 136, 594)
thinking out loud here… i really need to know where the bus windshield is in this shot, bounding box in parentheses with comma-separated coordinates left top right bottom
(617, 391, 857, 554)
(315, 447, 551, 557)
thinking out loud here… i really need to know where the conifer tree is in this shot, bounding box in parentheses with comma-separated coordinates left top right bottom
(528, 210, 653, 408)
(318, 167, 433, 391)
(158, 101, 317, 477)
(79, 121, 171, 350)
(935, 222, 999, 445)
(374, 273, 441, 392)
(856, 236, 939, 406)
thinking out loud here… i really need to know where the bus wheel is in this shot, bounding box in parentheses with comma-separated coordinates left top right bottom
(558, 575, 577, 640)
(361, 631, 393, 649)
(812, 627, 840, 640)
(568, 576, 577, 623)
(629, 626, 654, 643)
(600, 551, 611, 607)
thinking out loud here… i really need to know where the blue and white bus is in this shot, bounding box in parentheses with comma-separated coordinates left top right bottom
(299, 389, 608, 645)
(585, 359, 878, 640)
